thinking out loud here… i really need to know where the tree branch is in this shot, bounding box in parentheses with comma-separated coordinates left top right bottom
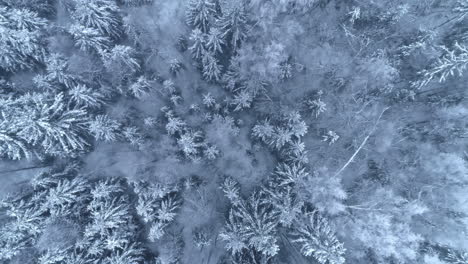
(333, 107, 389, 178)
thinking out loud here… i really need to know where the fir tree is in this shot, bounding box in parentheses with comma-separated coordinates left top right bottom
(44, 53, 78, 89)
(0, 7, 46, 71)
(413, 43, 468, 88)
(206, 27, 224, 54)
(291, 210, 346, 264)
(68, 84, 105, 109)
(177, 130, 204, 159)
(129, 76, 152, 99)
(186, 0, 216, 33)
(231, 90, 253, 111)
(217, 3, 248, 51)
(189, 28, 206, 60)
(220, 191, 280, 258)
(202, 51, 223, 81)
(73, 0, 121, 37)
(122, 126, 144, 147)
(88, 115, 121, 142)
(15, 93, 90, 156)
(68, 24, 111, 53)
(102, 45, 141, 75)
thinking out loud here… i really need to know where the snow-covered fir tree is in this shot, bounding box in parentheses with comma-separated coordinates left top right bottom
(291, 210, 345, 264)
(217, 3, 247, 51)
(72, 0, 121, 37)
(189, 28, 206, 60)
(186, 0, 216, 33)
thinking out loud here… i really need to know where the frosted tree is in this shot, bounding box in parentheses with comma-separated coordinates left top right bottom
(165, 115, 186, 135)
(44, 54, 78, 89)
(148, 222, 168, 241)
(68, 84, 105, 109)
(252, 112, 308, 152)
(104, 243, 144, 264)
(446, 248, 468, 263)
(193, 226, 212, 249)
(122, 126, 144, 147)
(72, 0, 121, 37)
(177, 130, 204, 159)
(252, 119, 274, 142)
(231, 90, 253, 111)
(129, 76, 152, 99)
(219, 209, 249, 254)
(221, 176, 241, 204)
(189, 28, 206, 60)
(279, 62, 293, 81)
(14, 93, 90, 156)
(68, 24, 111, 53)
(217, 3, 248, 51)
(85, 197, 131, 236)
(0, 113, 30, 160)
(265, 187, 303, 227)
(133, 181, 180, 241)
(186, 0, 216, 32)
(220, 191, 280, 258)
(454, 0, 468, 20)
(88, 115, 121, 142)
(102, 45, 141, 75)
(202, 92, 216, 108)
(42, 177, 89, 217)
(0, 7, 46, 71)
(121, 0, 153, 6)
(162, 79, 176, 94)
(305, 91, 327, 118)
(206, 27, 224, 54)
(202, 51, 223, 81)
(413, 43, 468, 88)
(169, 59, 183, 75)
(291, 210, 345, 264)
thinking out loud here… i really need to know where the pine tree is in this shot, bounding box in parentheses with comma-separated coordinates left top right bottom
(88, 115, 121, 142)
(231, 90, 252, 111)
(252, 119, 274, 142)
(186, 0, 216, 33)
(68, 24, 111, 53)
(220, 191, 280, 258)
(44, 53, 78, 89)
(0, 116, 30, 160)
(220, 177, 241, 204)
(148, 221, 168, 241)
(121, 0, 153, 6)
(177, 130, 204, 159)
(0, 7, 46, 72)
(165, 116, 186, 135)
(73, 0, 121, 37)
(105, 243, 144, 264)
(102, 45, 141, 74)
(169, 59, 183, 75)
(217, 4, 248, 51)
(129, 76, 152, 99)
(42, 177, 89, 217)
(291, 210, 345, 264)
(206, 27, 224, 53)
(14, 93, 90, 156)
(189, 28, 206, 60)
(86, 197, 130, 236)
(193, 226, 212, 248)
(202, 92, 216, 108)
(68, 84, 105, 109)
(202, 51, 223, 81)
(413, 43, 468, 88)
(122, 126, 144, 147)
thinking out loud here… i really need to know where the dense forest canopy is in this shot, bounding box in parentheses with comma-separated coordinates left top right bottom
(0, 0, 468, 263)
